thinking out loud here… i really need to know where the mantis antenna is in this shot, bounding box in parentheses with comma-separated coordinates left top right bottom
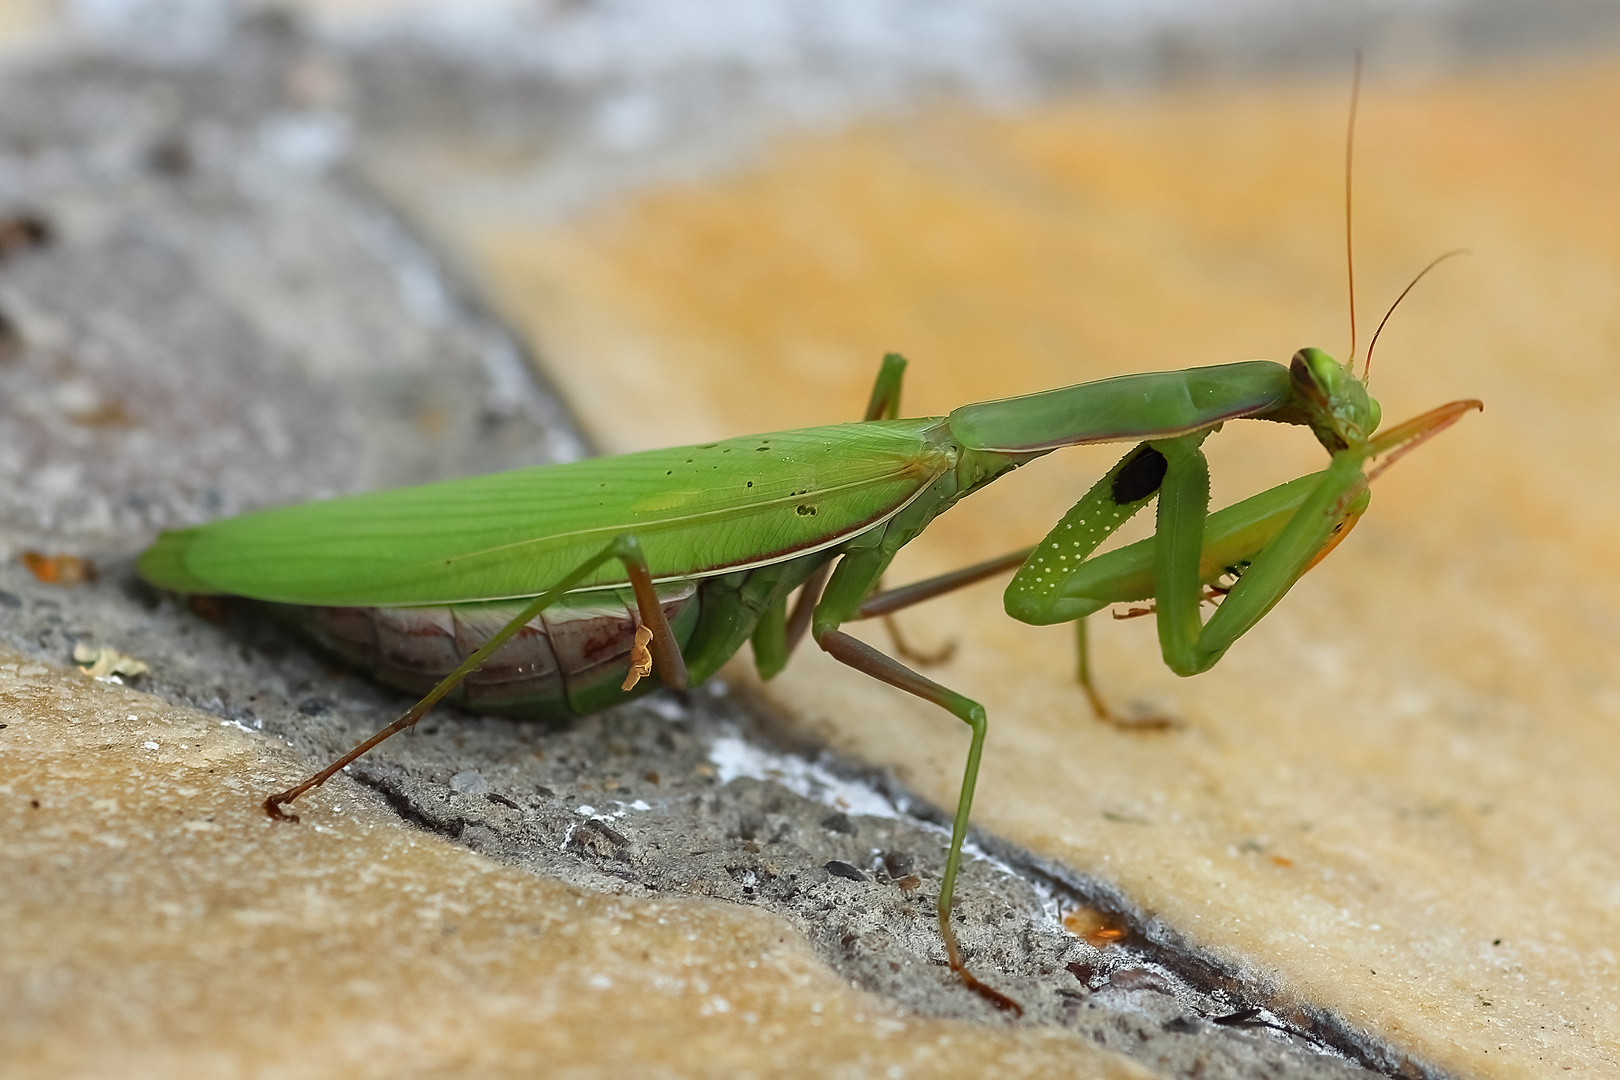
(1363, 248, 1470, 380)
(1344, 52, 1469, 381)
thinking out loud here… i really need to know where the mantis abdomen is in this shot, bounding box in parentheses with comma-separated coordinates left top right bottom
(286, 581, 701, 717)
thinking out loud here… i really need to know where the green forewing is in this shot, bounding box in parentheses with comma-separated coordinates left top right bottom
(139, 419, 951, 606)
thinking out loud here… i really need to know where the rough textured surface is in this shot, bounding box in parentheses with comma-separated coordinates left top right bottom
(418, 55, 1620, 1080)
(0, 15, 578, 557)
(1, 648, 1155, 1080)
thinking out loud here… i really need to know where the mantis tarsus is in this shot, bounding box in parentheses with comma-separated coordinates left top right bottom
(139, 341, 1479, 1012)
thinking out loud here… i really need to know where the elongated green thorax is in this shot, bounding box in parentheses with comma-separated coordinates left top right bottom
(945, 361, 1294, 453)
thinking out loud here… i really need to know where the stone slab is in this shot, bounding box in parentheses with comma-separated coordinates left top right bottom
(1, 647, 1151, 1080)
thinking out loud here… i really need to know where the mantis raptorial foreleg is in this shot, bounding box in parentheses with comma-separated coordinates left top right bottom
(848, 432, 1195, 728)
(262, 533, 686, 820)
(856, 425, 1308, 727)
(1157, 400, 1477, 671)
(1014, 399, 1480, 688)
(1003, 426, 1325, 710)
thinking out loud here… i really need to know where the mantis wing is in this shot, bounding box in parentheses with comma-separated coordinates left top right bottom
(140, 419, 952, 606)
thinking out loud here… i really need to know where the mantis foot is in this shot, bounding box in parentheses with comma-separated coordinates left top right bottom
(881, 614, 957, 668)
(955, 967, 1024, 1016)
(1082, 684, 1181, 733)
(262, 792, 300, 822)
(940, 901, 1023, 1016)
(1094, 709, 1181, 733)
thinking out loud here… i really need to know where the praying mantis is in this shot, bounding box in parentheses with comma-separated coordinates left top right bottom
(137, 61, 1481, 1015)
(138, 340, 1479, 1013)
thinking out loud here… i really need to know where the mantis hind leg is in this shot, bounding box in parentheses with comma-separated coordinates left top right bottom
(864, 351, 908, 422)
(815, 627, 1022, 1016)
(263, 533, 685, 821)
(752, 343, 909, 679)
(878, 613, 957, 666)
(855, 352, 955, 666)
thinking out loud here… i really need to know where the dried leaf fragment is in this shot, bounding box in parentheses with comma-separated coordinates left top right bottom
(621, 624, 654, 691)
(21, 551, 96, 585)
(1062, 905, 1129, 948)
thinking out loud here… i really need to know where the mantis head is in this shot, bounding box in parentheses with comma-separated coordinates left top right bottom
(1290, 346, 1380, 454)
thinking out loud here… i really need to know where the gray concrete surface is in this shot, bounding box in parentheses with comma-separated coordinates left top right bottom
(0, 13, 1490, 1078)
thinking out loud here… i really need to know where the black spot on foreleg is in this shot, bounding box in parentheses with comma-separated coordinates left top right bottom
(1111, 445, 1168, 505)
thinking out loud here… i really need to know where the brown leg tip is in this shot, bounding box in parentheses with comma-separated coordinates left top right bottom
(1082, 686, 1182, 734)
(1097, 712, 1182, 733)
(262, 794, 300, 822)
(881, 614, 958, 668)
(903, 639, 958, 667)
(958, 968, 1024, 1016)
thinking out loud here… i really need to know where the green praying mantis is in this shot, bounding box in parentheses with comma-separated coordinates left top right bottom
(137, 61, 1481, 1017)
(139, 338, 1480, 1013)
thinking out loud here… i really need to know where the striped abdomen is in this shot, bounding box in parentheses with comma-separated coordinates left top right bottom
(286, 582, 700, 717)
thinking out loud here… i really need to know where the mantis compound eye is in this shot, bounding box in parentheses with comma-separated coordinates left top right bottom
(1289, 347, 1342, 402)
(1289, 347, 1380, 452)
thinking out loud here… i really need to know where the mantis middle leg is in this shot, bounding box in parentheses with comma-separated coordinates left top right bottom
(861, 353, 957, 665)
(855, 551, 1172, 731)
(752, 352, 950, 678)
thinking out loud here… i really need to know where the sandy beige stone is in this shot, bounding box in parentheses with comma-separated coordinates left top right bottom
(0, 648, 1150, 1079)
(441, 58, 1620, 1078)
